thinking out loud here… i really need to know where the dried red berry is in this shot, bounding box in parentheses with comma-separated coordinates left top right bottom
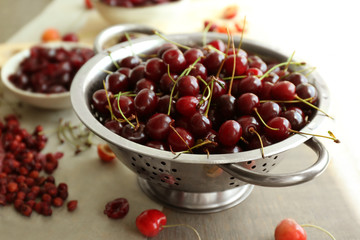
(104, 198, 129, 219)
(67, 200, 78, 212)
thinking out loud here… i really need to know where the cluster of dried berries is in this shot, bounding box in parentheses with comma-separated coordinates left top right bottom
(0, 115, 77, 217)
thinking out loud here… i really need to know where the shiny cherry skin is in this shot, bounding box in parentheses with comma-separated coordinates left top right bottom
(175, 96, 199, 117)
(167, 127, 195, 152)
(121, 123, 148, 144)
(111, 95, 135, 118)
(162, 48, 187, 74)
(92, 89, 112, 114)
(237, 115, 261, 139)
(106, 72, 128, 93)
(283, 72, 308, 86)
(177, 75, 200, 97)
(136, 209, 167, 237)
(265, 117, 291, 142)
(203, 51, 225, 74)
(218, 120, 242, 147)
(223, 55, 248, 76)
(189, 112, 212, 138)
(134, 89, 158, 118)
(248, 55, 267, 72)
(184, 48, 204, 64)
(281, 109, 305, 131)
(271, 81, 296, 100)
(119, 55, 141, 69)
(236, 93, 260, 116)
(216, 94, 236, 120)
(144, 58, 167, 82)
(145, 113, 172, 140)
(257, 101, 281, 122)
(274, 218, 307, 240)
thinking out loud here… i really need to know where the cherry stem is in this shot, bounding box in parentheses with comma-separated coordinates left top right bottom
(154, 31, 191, 50)
(204, 76, 215, 117)
(174, 139, 215, 159)
(123, 32, 136, 56)
(284, 51, 295, 72)
(116, 92, 136, 129)
(102, 69, 113, 75)
(259, 61, 306, 81)
(103, 80, 115, 120)
(294, 95, 334, 119)
(107, 51, 120, 69)
(203, 21, 213, 47)
(289, 129, 340, 143)
(227, 34, 236, 95)
(259, 97, 314, 104)
(237, 16, 246, 51)
(162, 224, 201, 240)
(249, 128, 265, 158)
(169, 121, 193, 153)
(300, 224, 336, 240)
(253, 108, 279, 131)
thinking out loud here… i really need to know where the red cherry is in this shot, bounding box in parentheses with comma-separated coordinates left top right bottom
(145, 113, 172, 140)
(97, 144, 116, 162)
(136, 209, 167, 237)
(167, 127, 194, 152)
(275, 218, 307, 240)
(265, 117, 291, 142)
(218, 120, 242, 147)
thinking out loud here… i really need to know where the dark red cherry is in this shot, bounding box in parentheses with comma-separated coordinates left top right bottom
(184, 48, 204, 65)
(265, 117, 291, 142)
(248, 55, 267, 72)
(218, 120, 242, 147)
(208, 39, 226, 52)
(177, 75, 199, 97)
(216, 94, 236, 120)
(236, 76, 262, 96)
(134, 89, 158, 117)
(106, 72, 128, 93)
(296, 83, 318, 104)
(189, 63, 207, 81)
(207, 77, 227, 100)
(159, 73, 177, 94)
(283, 72, 308, 86)
(281, 109, 305, 131)
(237, 115, 261, 139)
(129, 65, 146, 87)
(92, 89, 112, 114)
(176, 96, 199, 117)
(119, 56, 141, 69)
(236, 93, 260, 115)
(162, 48, 187, 74)
(271, 81, 296, 101)
(189, 112, 212, 138)
(117, 67, 131, 78)
(104, 119, 124, 135)
(203, 51, 225, 74)
(121, 123, 148, 144)
(259, 81, 274, 100)
(156, 95, 176, 116)
(167, 127, 195, 152)
(247, 134, 272, 150)
(135, 78, 155, 93)
(257, 101, 281, 122)
(145, 58, 167, 82)
(223, 55, 248, 76)
(145, 113, 172, 140)
(157, 43, 177, 58)
(111, 95, 135, 118)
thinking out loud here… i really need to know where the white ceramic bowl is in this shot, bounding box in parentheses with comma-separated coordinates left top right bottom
(1, 42, 92, 110)
(94, 0, 188, 27)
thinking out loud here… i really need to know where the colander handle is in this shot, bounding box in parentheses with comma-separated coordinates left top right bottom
(93, 24, 160, 54)
(219, 137, 329, 187)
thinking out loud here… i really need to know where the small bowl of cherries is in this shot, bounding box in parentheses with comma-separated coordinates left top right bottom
(94, 0, 188, 26)
(1, 42, 94, 110)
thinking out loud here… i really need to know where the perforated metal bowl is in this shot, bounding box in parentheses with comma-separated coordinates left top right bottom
(71, 27, 330, 213)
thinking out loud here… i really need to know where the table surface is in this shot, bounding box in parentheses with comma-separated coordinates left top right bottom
(1, 0, 360, 239)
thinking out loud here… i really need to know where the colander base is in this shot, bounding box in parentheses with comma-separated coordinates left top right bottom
(137, 177, 254, 213)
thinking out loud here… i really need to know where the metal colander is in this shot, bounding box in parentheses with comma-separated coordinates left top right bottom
(71, 25, 330, 213)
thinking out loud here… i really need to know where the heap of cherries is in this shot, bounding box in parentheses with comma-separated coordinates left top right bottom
(91, 37, 337, 156)
(100, 0, 180, 7)
(9, 46, 94, 94)
(0, 115, 76, 217)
